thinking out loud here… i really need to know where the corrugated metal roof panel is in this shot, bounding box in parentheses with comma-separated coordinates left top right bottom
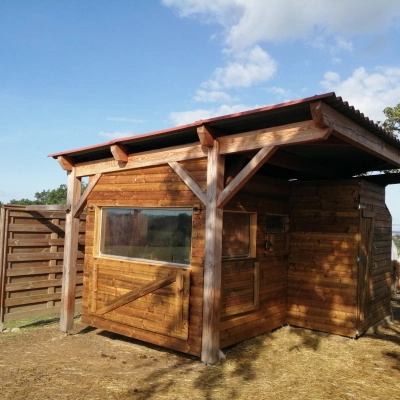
(48, 92, 400, 167)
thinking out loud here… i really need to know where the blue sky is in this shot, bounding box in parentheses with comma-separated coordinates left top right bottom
(1, 0, 400, 226)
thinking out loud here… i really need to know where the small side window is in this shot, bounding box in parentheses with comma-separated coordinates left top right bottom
(265, 214, 288, 252)
(265, 215, 287, 233)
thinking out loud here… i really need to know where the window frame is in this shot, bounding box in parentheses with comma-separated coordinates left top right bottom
(94, 206, 193, 267)
(265, 214, 288, 233)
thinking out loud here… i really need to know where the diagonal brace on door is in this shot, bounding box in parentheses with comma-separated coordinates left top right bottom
(97, 273, 177, 315)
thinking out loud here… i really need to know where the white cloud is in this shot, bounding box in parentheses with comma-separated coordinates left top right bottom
(202, 45, 276, 90)
(309, 35, 353, 60)
(163, 1, 400, 126)
(168, 103, 264, 126)
(163, 0, 400, 51)
(321, 67, 400, 121)
(98, 131, 134, 139)
(162, 0, 243, 26)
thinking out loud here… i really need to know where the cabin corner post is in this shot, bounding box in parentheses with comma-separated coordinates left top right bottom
(201, 141, 224, 364)
(60, 167, 82, 332)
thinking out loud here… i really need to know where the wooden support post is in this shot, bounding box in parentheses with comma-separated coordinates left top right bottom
(201, 141, 224, 364)
(60, 168, 82, 332)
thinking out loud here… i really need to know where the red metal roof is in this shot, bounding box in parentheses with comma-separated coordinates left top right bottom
(48, 92, 400, 164)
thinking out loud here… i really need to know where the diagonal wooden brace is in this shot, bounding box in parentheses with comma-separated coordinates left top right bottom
(97, 273, 177, 315)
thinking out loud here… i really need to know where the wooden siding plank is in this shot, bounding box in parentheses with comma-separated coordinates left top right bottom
(97, 273, 177, 315)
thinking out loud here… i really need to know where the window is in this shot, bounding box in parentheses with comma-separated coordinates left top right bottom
(222, 212, 256, 258)
(264, 215, 288, 252)
(265, 215, 287, 233)
(99, 208, 192, 265)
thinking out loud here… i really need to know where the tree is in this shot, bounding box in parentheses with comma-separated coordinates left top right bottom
(34, 184, 68, 204)
(8, 183, 87, 206)
(382, 103, 400, 136)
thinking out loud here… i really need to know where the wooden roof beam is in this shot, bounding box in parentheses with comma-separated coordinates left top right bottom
(197, 125, 218, 147)
(110, 144, 129, 162)
(217, 120, 331, 154)
(58, 155, 74, 171)
(74, 143, 207, 177)
(73, 120, 329, 177)
(311, 100, 400, 168)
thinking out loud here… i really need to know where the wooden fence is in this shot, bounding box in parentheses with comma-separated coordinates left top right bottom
(0, 205, 85, 329)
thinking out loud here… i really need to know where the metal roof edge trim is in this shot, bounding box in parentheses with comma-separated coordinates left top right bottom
(48, 91, 400, 159)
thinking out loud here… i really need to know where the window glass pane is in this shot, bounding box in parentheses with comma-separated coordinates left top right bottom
(100, 208, 192, 265)
(266, 215, 286, 233)
(222, 212, 250, 258)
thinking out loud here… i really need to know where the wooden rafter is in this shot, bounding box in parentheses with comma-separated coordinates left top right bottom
(110, 144, 129, 162)
(311, 100, 400, 168)
(197, 125, 217, 147)
(58, 155, 74, 171)
(168, 161, 207, 205)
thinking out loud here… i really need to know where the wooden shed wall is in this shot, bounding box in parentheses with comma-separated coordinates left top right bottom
(287, 179, 392, 338)
(288, 180, 360, 337)
(358, 180, 392, 333)
(81, 159, 208, 356)
(220, 177, 290, 348)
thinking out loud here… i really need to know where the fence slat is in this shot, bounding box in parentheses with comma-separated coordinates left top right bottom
(0, 205, 85, 327)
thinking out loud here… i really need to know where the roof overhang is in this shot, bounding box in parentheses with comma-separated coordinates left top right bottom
(49, 92, 400, 182)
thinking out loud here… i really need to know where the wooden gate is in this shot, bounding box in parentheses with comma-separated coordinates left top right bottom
(0, 205, 85, 328)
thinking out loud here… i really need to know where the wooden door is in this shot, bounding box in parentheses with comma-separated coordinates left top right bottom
(89, 259, 191, 340)
(357, 205, 375, 332)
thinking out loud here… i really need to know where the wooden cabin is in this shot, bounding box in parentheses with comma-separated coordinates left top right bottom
(50, 92, 400, 364)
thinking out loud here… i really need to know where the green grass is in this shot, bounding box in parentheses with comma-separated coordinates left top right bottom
(2, 310, 81, 331)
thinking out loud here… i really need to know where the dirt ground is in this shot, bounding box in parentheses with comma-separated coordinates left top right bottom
(1, 303, 400, 400)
